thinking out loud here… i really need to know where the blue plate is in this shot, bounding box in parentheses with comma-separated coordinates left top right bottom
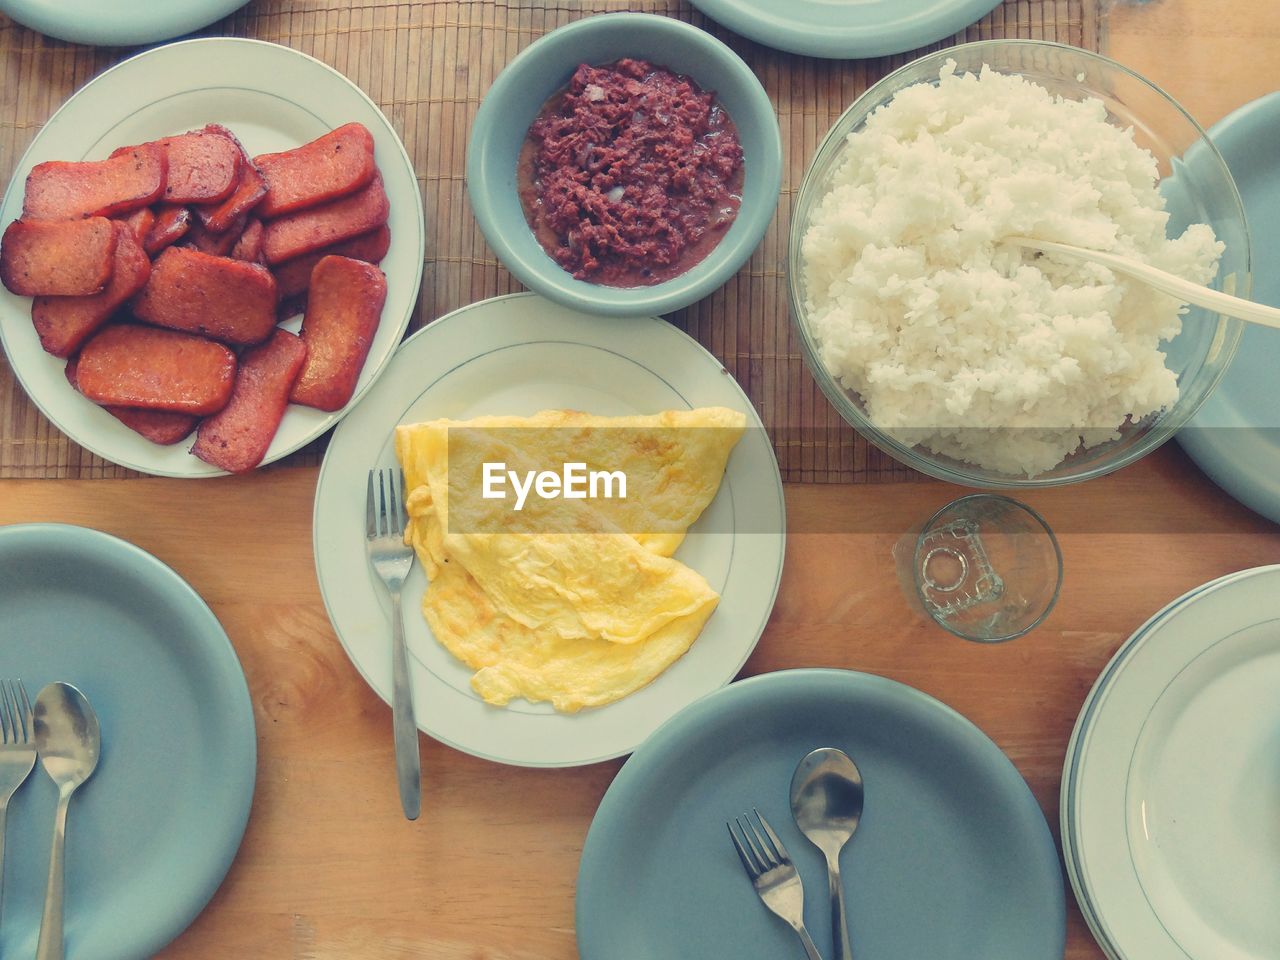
(0, 0, 249, 46)
(1178, 92, 1280, 526)
(688, 0, 1003, 60)
(577, 669, 1064, 960)
(0, 524, 256, 960)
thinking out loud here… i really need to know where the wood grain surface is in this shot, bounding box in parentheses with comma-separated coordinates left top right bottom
(1109, 0, 1280, 128)
(0, 1, 1277, 959)
(0, 443, 1278, 960)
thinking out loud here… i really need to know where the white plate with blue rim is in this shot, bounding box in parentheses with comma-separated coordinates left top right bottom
(1060, 567, 1249, 957)
(1063, 565, 1280, 960)
(311, 292, 786, 767)
(0, 37, 424, 477)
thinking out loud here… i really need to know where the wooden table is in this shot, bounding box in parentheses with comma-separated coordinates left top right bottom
(1, 1, 1278, 957)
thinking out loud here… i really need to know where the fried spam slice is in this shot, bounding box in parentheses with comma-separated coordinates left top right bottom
(230, 219, 264, 263)
(143, 205, 191, 256)
(271, 223, 391, 300)
(76, 324, 236, 415)
(192, 329, 307, 473)
(0, 217, 117, 296)
(22, 145, 167, 221)
(185, 213, 245, 257)
(132, 246, 278, 346)
(160, 130, 241, 203)
(193, 165, 267, 235)
(114, 130, 241, 204)
(64, 357, 196, 445)
(254, 122, 377, 219)
(289, 255, 387, 411)
(193, 126, 268, 234)
(261, 173, 388, 265)
(117, 207, 155, 244)
(105, 405, 199, 445)
(32, 222, 151, 357)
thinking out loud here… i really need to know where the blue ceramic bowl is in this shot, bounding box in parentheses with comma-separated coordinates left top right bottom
(467, 13, 782, 317)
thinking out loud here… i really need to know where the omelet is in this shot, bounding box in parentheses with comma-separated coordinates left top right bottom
(396, 407, 746, 566)
(393, 407, 745, 712)
(422, 562, 717, 713)
(398, 421, 720, 644)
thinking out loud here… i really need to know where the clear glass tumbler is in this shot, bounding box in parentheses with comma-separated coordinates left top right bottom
(894, 494, 1063, 643)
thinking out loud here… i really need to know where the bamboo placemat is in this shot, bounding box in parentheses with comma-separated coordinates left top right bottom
(0, 0, 1101, 481)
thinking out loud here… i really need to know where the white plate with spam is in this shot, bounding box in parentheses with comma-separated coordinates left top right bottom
(0, 37, 424, 477)
(312, 293, 786, 767)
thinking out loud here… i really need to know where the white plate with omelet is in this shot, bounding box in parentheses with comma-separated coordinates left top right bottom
(312, 293, 785, 767)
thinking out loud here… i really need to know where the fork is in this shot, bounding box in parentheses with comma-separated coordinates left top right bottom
(728, 809, 825, 960)
(366, 468, 421, 821)
(0, 680, 37, 925)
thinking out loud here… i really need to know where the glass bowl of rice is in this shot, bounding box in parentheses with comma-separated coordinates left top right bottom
(788, 40, 1248, 487)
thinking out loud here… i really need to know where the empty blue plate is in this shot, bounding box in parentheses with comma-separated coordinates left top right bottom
(688, 0, 1002, 60)
(577, 669, 1063, 960)
(1178, 92, 1280, 526)
(0, 0, 250, 47)
(0, 524, 255, 960)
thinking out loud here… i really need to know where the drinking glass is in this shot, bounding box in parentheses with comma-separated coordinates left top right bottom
(894, 494, 1063, 642)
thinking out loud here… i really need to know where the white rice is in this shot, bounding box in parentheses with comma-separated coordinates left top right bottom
(801, 61, 1224, 476)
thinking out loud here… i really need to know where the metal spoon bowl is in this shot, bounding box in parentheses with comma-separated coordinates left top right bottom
(33, 682, 101, 960)
(790, 747, 864, 960)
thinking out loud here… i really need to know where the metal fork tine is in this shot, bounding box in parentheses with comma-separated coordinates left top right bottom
(16, 680, 31, 743)
(365, 471, 378, 539)
(383, 470, 394, 535)
(753, 808, 790, 863)
(385, 469, 397, 537)
(0, 680, 13, 744)
(727, 821, 760, 877)
(390, 471, 405, 535)
(378, 469, 390, 537)
(738, 813, 774, 870)
(399, 472, 409, 534)
(733, 817, 764, 874)
(6, 680, 17, 743)
(6, 680, 17, 744)
(4, 681, 16, 744)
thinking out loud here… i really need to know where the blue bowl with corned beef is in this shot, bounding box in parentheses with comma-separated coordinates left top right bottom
(466, 12, 782, 317)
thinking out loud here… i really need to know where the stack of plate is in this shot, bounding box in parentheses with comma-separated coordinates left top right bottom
(1062, 565, 1280, 960)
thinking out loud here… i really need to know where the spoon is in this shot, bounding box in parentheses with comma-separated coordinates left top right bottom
(1006, 235, 1280, 331)
(33, 682, 101, 960)
(790, 747, 864, 960)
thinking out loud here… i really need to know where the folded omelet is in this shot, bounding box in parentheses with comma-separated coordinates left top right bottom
(422, 563, 718, 713)
(393, 407, 745, 712)
(397, 407, 747, 565)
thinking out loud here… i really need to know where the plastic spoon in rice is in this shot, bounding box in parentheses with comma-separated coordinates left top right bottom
(1007, 236, 1280, 331)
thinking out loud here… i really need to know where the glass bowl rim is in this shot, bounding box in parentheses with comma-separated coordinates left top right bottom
(786, 38, 1251, 489)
